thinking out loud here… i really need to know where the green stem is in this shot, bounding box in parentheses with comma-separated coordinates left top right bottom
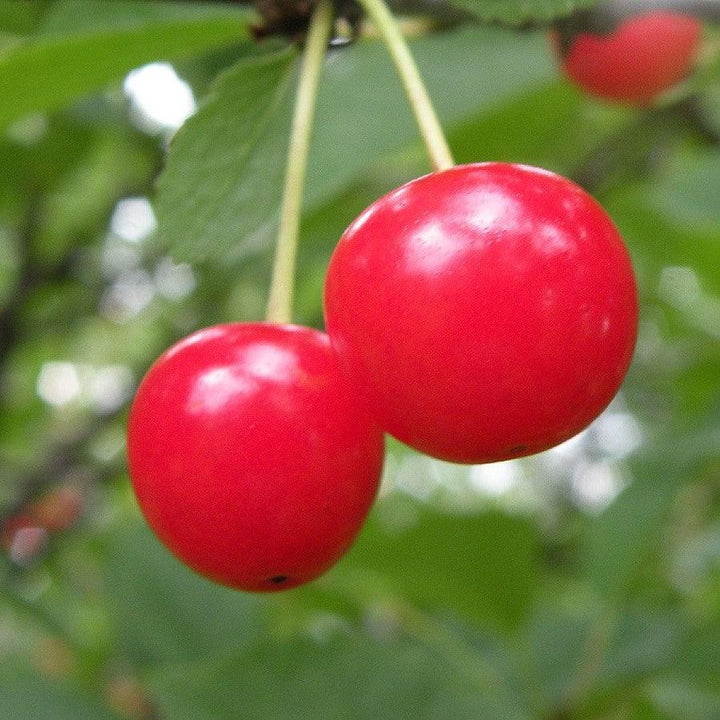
(357, 0, 455, 172)
(265, 0, 334, 324)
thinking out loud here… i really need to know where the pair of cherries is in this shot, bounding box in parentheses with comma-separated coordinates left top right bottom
(127, 162, 638, 592)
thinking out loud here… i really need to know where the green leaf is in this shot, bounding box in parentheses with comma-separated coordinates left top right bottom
(650, 150, 720, 231)
(672, 622, 720, 683)
(149, 632, 533, 720)
(582, 453, 684, 599)
(519, 604, 681, 714)
(0, 7, 253, 130)
(626, 698, 674, 720)
(331, 499, 540, 630)
(37, 0, 248, 35)
(32, 122, 159, 264)
(153, 48, 297, 264)
(450, 80, 584, 170)
(0, 0, 47, 34)
(646, 680, 720, 720)
(445, 0, 599, 25)
(519, 602, 592, 712)
(595, 608, 682, 694)
(0, 664, 121, 720)
(103, 516, 266, 665)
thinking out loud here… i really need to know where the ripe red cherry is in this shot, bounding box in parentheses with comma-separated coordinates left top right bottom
(126, 323, 384, 592)
(556, 10, 702, 104)
(324, 163, 638, 464)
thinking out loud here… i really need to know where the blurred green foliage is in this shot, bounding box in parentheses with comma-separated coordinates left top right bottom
(2, 1, 720, 719)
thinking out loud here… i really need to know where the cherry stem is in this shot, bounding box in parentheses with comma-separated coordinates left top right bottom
(265, 0, 334, 324)
(357, 0, 455, 172)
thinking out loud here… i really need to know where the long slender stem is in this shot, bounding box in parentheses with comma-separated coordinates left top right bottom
(265, 0, 334, 324)
(357, 0, 454, 172)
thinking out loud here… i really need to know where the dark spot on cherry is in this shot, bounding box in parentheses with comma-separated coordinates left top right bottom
(269, 575, 289, 585)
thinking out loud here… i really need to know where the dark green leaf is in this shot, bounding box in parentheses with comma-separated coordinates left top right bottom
(331, 499, 540, 630)
(450, 80, 584, 170)
(650, 150, 720, 231)
(445, 0, 599, 26)
(38, 0, 249, 35)
(0, 8, 253, 130)
(598, 609, 681, 689)
(0, 0, 48, 34)
(32, 122, 159, 264)
(519, 602, 593, 712)
(154, 48, 297, 264)
(149, 632, 533, 720)
(672, 622, 720, 684)
(582, 454, 684, 598)
(0, 664, 120, 720)
(626, 697, 674, 720)
(103, 516, 266, 665)
(646, 680, 720, 720)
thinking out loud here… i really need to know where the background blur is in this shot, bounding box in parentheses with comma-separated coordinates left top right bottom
(2, 1, 720, 718)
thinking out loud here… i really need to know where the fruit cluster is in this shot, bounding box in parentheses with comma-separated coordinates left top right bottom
(127, 162, 638, 592)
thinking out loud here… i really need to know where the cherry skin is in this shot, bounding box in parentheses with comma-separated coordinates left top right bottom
(126, 323, 384, 592)
(324, 163, 638, 464)
(556, 10, 702, 104)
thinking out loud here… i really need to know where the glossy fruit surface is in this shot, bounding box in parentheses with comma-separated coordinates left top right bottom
(127, 323, 384, 592)
(324, 163, 638, 464)
(557, 10, 702, 104)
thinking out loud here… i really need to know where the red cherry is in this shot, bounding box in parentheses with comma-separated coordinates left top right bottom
(557, 11, 702, 104)
(324, 163, 638, 464)
(126, 323, 384, 592)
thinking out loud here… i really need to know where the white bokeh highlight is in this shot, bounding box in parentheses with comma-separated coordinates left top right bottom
(123, 62, 196, 133)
